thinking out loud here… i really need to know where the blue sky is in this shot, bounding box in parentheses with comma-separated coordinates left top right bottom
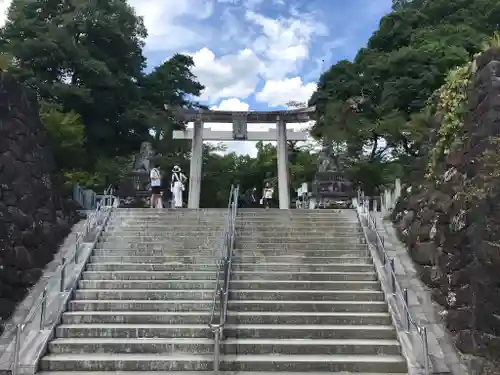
(131, 0, 393, 111)
(126, 0, 393, 155)
(0, 0, 394, 155)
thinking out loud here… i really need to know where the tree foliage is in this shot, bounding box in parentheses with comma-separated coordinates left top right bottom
(311, 0, 500, 192)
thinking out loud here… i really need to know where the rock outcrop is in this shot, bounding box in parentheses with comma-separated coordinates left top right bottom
(392, 49, 500, 370)
(0, 73, 78, 324)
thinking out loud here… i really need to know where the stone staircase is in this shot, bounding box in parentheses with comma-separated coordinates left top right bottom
(219, 208, 408, 373)
(38, 208, 227, 372)
(37, 207, 408, 374)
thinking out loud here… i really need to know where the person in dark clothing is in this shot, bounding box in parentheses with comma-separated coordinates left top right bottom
(248, 187, 257, 207)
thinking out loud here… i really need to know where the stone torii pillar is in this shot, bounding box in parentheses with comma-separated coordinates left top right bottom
(276, 115, 290, 209)
(188, 115, 203, 209)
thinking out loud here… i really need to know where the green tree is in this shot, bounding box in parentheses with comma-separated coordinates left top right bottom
(40, 102, 85, 171)
(311, 0, 500, 192)
(1, 0, 149, 157)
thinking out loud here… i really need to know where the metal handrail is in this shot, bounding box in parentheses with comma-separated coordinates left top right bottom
(208, 184, 239, 373)
(355, 195, 430, 375)
(10, 194, 117, 375)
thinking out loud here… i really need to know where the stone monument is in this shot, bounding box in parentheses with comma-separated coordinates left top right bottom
(117, 141, 157, 206)
(311, 145, 353, 208)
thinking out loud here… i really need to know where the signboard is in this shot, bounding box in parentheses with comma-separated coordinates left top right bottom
(232, 114, 248, 140)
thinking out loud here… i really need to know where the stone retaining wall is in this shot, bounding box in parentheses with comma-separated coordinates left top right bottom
(392, 49, 500, 373)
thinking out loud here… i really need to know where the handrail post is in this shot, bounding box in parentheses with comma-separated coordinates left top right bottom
(213, 327, 221, 373)
(60, 260, 66, 292)
(39, 288, 47, 330)
(403, 288, 410, 331)
(390, 259, 396, 294)
(422, 326, 430, 374)
(12, 324, 23, 375)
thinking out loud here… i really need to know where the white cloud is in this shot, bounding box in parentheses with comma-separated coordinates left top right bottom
(0, 0, 12, 28)
(184, 6, 328, 105)
(245, 10, 327, 80)
(256, 77, 316, 107)
(210, 98, 250, 111)
(129, 0, 215, 51)
(190, 48, 261, 103)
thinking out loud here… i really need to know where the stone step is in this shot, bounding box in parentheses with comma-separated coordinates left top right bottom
(62, 311, 393, 326)
(232, 248, 369, 256)
(106, 225, 361, 232)
(108, 223, 358, 230)
(39, 353, 407, 372)
(114, 220, 227, 226)
(73, 289, 384, 302)
(107, 223, 226, 229)
(92, 249, 221, 256)
(88, 255, 372, 264)
(236, 229, 362, 235)
(231, 271, 377, 281)
(220, 354, 408, 373)
(86, 262, 372, 273)
(228, 300, 388, 313)
(67, 299, 386, 313)
(99, 242, 223, 250)
(86, 263, 219, 272)
(236, 243, 365, 250)
(223, 324, 397, 340)
(229, 289, 385, 302)
(68, 300, 216, 311)
(81, 271, 220, 280)
(231, 263, 374, 273)
(48, 337, 213, 354)
(228, 280, 381, 290)
(89, 255, 221, 264)
(62, 311, 212, 324)
(236, 238, 361, 245)
(237, 219, 360, 224)
(102, 232, 224, 238)
(101, 234, 363, 242)
(79, 279, 381, 291)
(55, 324, 212, 338)
(73, 289, 215, 300)
(234, 255, 371, 264)
(223, 338, 401, 356)
(39, 371, 407, 375)
(47, 337, 401, 355)
(107, 219, 226, 225)
(102, 233, 362, 240)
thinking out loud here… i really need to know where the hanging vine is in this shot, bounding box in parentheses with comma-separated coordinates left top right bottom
(428, 61, 473, 174)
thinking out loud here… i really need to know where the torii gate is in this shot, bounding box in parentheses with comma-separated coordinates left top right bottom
(165, 105, 315, 209)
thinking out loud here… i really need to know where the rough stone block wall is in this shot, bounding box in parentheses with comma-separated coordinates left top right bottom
(392, 48, 500, 371)
(0, 73, 78, 325)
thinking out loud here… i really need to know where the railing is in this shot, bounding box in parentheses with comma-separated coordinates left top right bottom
(208, 184, 239, 373)
(356, 195, 431, 375)
(10, 192, 117, 375)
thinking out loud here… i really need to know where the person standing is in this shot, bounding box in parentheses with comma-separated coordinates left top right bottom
(150, 164, 162, 209)
(262, 182, 274, 209)
(171, 165, 187, 208)
(248, 187, 257, 208)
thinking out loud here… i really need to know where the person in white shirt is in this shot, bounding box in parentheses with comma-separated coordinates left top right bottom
(150, 164, 162, 209)
(171, 165, 187, 208)
(262, 182, 274, 209)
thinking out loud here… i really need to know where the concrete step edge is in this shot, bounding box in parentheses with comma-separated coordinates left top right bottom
(63, 311, 391, 317)
(40, 353, 406, 362)
(49, 337, 400, 345)
(74, 289, 383, 294)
